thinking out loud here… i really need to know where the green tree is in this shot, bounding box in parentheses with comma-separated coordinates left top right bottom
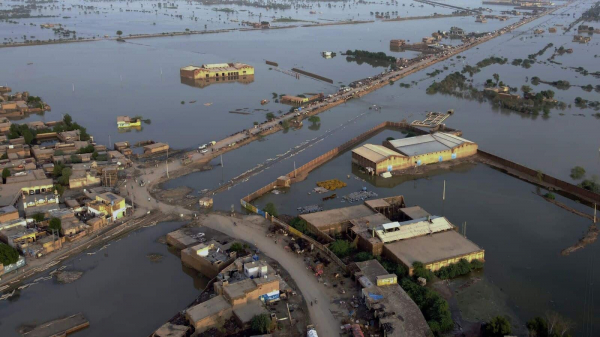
(250, 314, 272, 334)
(63, 113, 73, 126)
(329, 240, 352, 258)
(281, 119, 290, 130)
(484, 316, 512, 337)
(354, 252, 374, 262)
(49, 217, 62, 233)
(58, 167, 72, 185)
(570, 166, 586, 179)
(412, 261, 434, 281)
(266, 112, 276, 121)
(263, 202, 278, 217)
(230, 242, 244, 253)
(493, 73, 500, 85)
(116, 30, 123, 36)
(2, 168, 11, 183)
(0, 243, 19, 266)
(53, 184, 65, 196)
(289, 217, 308, 233)
(308, 116, 320, 124)
(32, 213, 45, 222)
(521, 85, 532, 93)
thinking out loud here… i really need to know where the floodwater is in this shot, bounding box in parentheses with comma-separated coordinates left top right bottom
(0, 0, 514, 41)
(0, 221, 208, 337)
(249, 128, 600, 335)
(1, 0, 599, 335)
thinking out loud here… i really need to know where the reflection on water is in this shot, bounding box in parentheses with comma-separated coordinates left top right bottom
(180, 75, 255, 88)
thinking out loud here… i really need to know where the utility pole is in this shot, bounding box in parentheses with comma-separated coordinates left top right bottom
(294, 161, 296, 178)
(442, 180, 446, 216)
(594, 203, 597, 224)
(166, 145, 169, 178)
(463, 222, 467, 238)
(108, 135, 111, 149)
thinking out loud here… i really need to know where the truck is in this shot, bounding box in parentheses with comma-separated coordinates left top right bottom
(307, 325, 318, 337)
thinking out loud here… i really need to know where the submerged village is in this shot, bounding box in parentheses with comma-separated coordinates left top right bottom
(1, 0, 600, 337)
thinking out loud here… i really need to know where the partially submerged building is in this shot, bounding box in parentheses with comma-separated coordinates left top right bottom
(180, 63, 255, 80)
(352, 132, 477, 174)
(300, 196, 484, 275)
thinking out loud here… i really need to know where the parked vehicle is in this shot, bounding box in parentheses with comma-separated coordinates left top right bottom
(307, 325, 318, 337)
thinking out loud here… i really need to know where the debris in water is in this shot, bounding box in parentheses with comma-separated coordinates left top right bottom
(297, 205, 323, 214)
(55, 271, 84, 284)
(342, 190, 378, 203)
(146, 253, 164, 263)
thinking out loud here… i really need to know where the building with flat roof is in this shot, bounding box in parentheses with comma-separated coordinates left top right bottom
(0, 205, 19, 223)
(384, 230, 484, 275)
(299, 204, 376, 239)
(143, 142, 169, 154)
(300, 196, 484, 274)
(181, 240, 236, 278)
(87, 192, 127, 221)
(185, 295, 233, 332)
(152, 323, 191, 337)
(351, 260, 431, 337)
(180, 63, 254, 80)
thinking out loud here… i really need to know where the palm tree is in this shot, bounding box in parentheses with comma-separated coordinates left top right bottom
(493, 73, 499, 85)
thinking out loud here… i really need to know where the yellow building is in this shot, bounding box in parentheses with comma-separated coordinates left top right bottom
(87, 192, 127, 221)
(117, 116, 141, 128)
(352, 132, 477, 175)
(180, 63, 254, 80)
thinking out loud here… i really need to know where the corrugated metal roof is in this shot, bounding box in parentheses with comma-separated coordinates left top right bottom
(352, 144, 403, 163)
(375, 216, 454, 243)
(388, 132, 472, 156)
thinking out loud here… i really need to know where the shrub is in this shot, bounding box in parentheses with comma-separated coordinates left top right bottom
(289, 217, 308, 233)
(401, 278, 453, 334)
(570, 166, 586, 179)
(263, 202, 278, 217)
(354, 252, 373, 262)
(251, 314, 273, 334)
(230, 242, 244, 253)
(329, 240, 353, 258)
(484, 316, 512, 337)
(412, 262, 434, 281)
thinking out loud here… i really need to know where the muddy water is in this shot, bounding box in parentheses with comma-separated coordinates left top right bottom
(0, 222, 207, 337)
(248, 129, 600, 335)
(0, 0, 598, 335)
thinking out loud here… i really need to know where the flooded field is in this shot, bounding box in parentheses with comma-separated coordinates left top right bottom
(0, 221, 207, 337)
(1, 0, 599, 335)
(250, 128, 600, 335)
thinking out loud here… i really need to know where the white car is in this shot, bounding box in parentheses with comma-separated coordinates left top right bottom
(198, 144, 207, 149)
(201, 149, 208, 154)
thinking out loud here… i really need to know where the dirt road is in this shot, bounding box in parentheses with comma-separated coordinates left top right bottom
(202, 213, 341, 337)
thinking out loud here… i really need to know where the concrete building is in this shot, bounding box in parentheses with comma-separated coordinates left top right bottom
(299, 196, 484, 274)
(0, 205, 19, 223)
(87, 192, 127, 221)
(390, 39, 406, 48)
(185, 258, 280, 333)
(299, 204, 376, 239)
(180, 240, 236, 278)
(116, 116, 141, 128)
(69, 169, 101, 189)
(384, 230, 484, 275)
(180, 63, 255, 80)
(350, 260, 431, 337)
(185, 295, 233, 332)
(143, 142, 169, 154)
